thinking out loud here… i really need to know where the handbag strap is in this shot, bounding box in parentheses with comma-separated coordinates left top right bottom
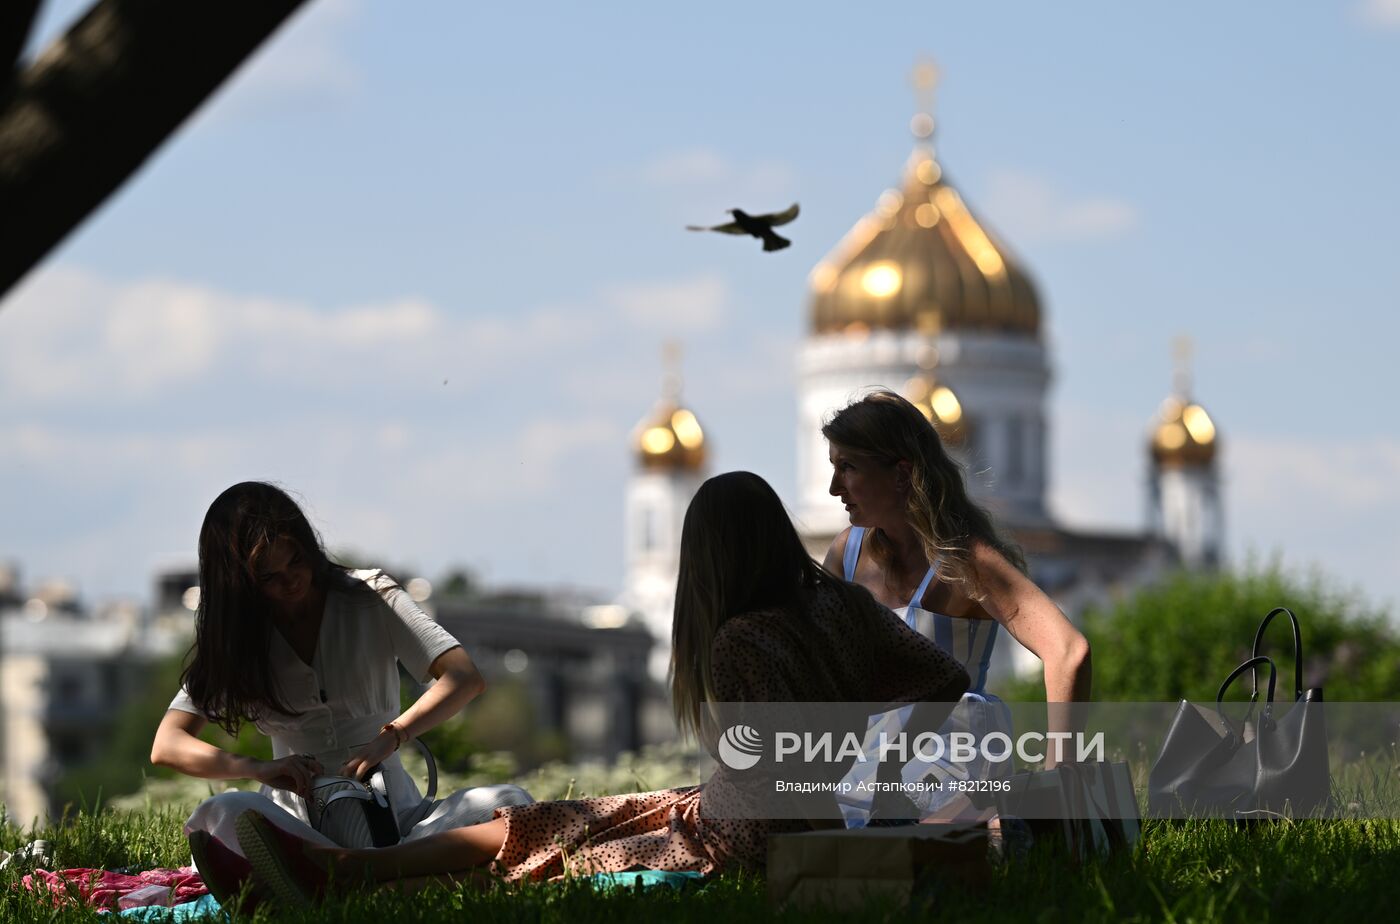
(408, 737, 438, 803)
(1217, 654, 1277, 732)
(323, 785, 384, 810)
(1252, 607, 1303, 701)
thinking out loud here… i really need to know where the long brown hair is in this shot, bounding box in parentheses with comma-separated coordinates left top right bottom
(822, 390, 1025, 598)
(670, 471, 872, 743)
(181, 481, 354, 734)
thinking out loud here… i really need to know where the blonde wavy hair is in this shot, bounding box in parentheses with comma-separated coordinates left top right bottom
(822, 390, 1025, 599)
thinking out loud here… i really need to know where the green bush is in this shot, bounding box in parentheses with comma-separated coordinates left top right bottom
(1005, 563, 1400, 702)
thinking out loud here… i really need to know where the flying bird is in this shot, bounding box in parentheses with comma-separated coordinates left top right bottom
(687, 203, 800, 252)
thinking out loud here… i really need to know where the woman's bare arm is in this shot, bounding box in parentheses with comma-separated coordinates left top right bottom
(969, 540, 1091, 703)
(340, 646, 485, 779)
(151, 708, 323, 796)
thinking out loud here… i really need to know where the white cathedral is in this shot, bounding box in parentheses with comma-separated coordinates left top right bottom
(618, 78, 1224, 684)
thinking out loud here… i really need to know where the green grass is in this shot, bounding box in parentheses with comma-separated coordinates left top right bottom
(3, 810, 1399, 923)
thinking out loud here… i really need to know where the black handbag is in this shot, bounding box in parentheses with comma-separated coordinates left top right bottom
(1148, 607, 1328, 818)
(307, 738, 438, 848)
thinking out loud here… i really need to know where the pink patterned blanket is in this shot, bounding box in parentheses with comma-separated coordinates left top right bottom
(21, 867, 208, 910)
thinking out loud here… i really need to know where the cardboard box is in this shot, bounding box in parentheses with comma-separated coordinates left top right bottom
(767, 823, 989, 911)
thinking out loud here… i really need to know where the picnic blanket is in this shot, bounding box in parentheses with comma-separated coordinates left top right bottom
(118, 894, 224, 920)
(589, 870, 706, 892)
(21, 867, 207, 910)
(19, 865, 689, 911)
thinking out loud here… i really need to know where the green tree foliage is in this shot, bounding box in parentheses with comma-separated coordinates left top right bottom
(1004, 564, 1400, 702)
(438, 567, 478, 600)
(414, 676, 568, 773)
(54, 652, 272, 811)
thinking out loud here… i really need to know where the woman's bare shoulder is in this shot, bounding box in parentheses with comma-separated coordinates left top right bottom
(821, 527, 854, 575)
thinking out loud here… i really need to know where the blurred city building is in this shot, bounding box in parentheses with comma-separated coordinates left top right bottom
(0, 566, 190, 826)
(0, 567, 663, 825)
(433, 591, 664, 760)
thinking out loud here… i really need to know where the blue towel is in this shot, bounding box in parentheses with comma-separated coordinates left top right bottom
(117, 894, 224, 921)
(589, 870, 706, 892)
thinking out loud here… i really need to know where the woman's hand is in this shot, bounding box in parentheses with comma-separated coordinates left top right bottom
(251, 754, 324, 798)
(339, 729, 398, 780)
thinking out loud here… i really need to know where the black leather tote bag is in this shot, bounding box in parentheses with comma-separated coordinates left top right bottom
(1149, 607, 1328, 818)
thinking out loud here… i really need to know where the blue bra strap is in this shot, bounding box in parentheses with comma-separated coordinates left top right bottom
(842, 527, 865, 582)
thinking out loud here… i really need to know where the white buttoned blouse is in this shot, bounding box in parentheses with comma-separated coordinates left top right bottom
(167, 569, 460, 824)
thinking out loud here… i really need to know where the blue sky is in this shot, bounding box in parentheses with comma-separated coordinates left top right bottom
(3, 1, 1398, 613)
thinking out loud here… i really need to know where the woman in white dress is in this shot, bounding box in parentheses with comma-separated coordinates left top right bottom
(821, 391, 1091, 820)
(149, 482, 531, 899)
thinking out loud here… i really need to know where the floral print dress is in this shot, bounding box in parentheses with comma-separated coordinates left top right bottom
(490, 581, 968, 880)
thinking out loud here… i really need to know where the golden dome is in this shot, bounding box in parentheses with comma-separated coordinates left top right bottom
(634, 344, 707, 472)
(809, 147, 1041, 337)
(1151, 396, 1218, 467)
(903, 370, 966, 446)
(634, 401, 706, 472)
(1151, 338, 1218, 468)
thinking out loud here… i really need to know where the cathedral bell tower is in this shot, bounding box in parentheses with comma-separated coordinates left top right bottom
(620, 345, 708, 683)
(1148, 338, 1224, 569)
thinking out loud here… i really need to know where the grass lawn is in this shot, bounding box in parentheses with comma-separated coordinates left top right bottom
(3, 808, 1399, 923)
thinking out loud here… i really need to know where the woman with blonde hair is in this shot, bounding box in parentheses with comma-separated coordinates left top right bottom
(822, 391, 1091, 816)
(222, 471, 969, 905)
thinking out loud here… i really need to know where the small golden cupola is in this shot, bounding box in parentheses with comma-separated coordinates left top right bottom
(1150, 338, 1219, 468)
(633, 344, 707, 473)
(809, 61, 1041, 339)
(902, 346, 967, 445)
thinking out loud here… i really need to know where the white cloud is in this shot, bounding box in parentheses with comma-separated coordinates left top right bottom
(638, 148, 797, 206)
(1, 269, 376, 398)
(605, 274, 728, 332)
(0, 266, 628, 402)
(1227, 433, 1400, 609)
(399, 417, 622, 506)
(1356, 0, 1400, 27)
(982, 170, 1138, 243)
(0, 262, 750, 600)
(0, 413, 625, 597)
(1, 265, 736, 405)
(1229, 434, 1400, 517)
(206, 0, 363, 120)
(641, 149, 730, 186)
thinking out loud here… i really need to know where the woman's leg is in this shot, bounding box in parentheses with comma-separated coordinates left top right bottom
(409, 783, 534, 836)
(237, 811, 510, 905)
(329, 818, 509, 880)
(186, 790, 333, 906)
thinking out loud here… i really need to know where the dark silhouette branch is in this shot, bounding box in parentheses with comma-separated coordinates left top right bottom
(0, 0, 310, 303)
(2, 1, 43, 79)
